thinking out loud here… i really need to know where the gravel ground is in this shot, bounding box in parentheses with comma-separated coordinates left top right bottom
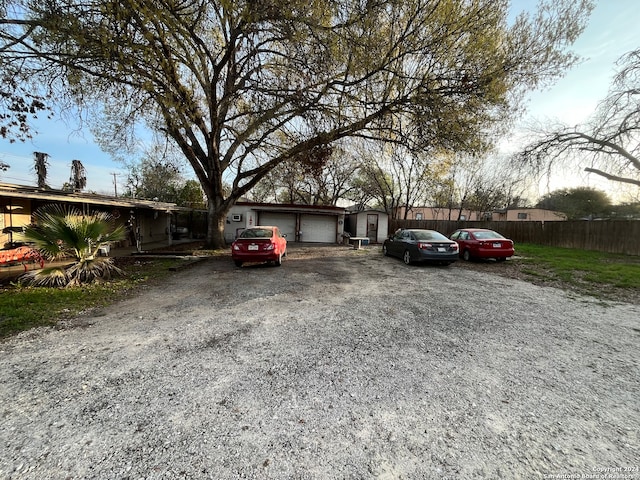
(1, 245, 638, 479)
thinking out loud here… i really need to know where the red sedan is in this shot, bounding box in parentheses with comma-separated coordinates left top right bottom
(231, 226, 287, 267)
(449, 228, 514, 262)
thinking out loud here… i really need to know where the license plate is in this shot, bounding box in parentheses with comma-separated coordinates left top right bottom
(493, 242, 501, 248)
(437, 247, 446, 252)
(248, 244, 259, 251)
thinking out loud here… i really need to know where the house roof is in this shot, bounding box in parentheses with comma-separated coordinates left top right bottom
(236, 201, 345, 216)
(0, 182, 187, 212)
(346, 208, 387, 215)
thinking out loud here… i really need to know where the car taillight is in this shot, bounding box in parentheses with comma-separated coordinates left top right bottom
(264, 243, 275, 250)
(418, 242, 432, 249)
(232, 243, 239, 250)
(450, 243, 458, 250)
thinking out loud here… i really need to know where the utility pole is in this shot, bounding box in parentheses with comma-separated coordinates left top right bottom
(110, 172, 121, 197)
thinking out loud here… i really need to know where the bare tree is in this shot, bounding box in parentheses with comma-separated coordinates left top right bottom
(439, 153, 530, 220)
(517, 49, 640, 189)
(253, 140, 362, 206)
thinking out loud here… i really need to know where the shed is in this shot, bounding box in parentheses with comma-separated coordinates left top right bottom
(344, 208, 389, 244)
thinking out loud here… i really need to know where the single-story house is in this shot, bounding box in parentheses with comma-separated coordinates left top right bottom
(1, 182, 189, 250)
(225, 202, 346, 244)
(396, 206, 567, 222)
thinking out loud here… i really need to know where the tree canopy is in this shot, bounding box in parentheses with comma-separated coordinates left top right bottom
(1, 0, 593, 247)
(536, 186, 611, 220)
(123, 155, 206, 208)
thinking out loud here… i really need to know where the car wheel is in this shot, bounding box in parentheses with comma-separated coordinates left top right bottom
(382, 245, 389, 256)
(234, 260, 243, 267)
(403, 250, 412, 265)
(463, 250, 471, 261)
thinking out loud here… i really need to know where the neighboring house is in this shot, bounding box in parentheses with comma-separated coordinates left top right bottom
(1, 182, 189, 250)
(493, 208, 567, 221)
(225, 202, 346, 244)
(344, 208, 389, 244)
(396, 206, 567, 222)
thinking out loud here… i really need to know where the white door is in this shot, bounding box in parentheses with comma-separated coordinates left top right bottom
(258, 212, 296, 240)
(300, 214, 336, 243)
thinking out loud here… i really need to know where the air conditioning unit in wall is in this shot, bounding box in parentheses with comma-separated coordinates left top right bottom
(231, 214, 243, 222)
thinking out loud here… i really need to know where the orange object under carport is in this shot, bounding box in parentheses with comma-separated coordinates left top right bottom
(0, 246, 45, 271)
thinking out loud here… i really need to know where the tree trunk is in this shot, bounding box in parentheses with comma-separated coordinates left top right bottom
(207, 200, 230, 249)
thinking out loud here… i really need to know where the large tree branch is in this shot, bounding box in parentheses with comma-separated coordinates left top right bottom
(583, 167, 640, 187)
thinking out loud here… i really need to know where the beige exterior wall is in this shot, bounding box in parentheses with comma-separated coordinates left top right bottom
(397, 207, 566, 222)
(493, 208, 567, 221)
(1, 199, 33, 246)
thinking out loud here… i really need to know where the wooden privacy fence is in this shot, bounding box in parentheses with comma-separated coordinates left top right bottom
(388, 219, 640, 256)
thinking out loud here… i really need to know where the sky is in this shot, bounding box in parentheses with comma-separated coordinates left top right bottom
(0, 0, 638, 201)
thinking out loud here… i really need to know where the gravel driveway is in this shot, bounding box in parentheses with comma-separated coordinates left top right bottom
(1, 245, 638, 479)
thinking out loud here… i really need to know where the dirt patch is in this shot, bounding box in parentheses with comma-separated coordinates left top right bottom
(1, 245, 638, 479)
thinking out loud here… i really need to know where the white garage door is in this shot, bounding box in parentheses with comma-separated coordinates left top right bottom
(300, 214, 336, 243)
(258, 212, 296, 240)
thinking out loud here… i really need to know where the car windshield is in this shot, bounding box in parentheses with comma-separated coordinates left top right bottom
(413, 230, 448, 241)
(240, 228, 273, 239)
(473, 230, 504, 240)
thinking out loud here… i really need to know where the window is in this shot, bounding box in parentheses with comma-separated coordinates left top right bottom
(518, 212, 528, 220)
(415, 213, 423, 220)
(240, 228, 273, 238)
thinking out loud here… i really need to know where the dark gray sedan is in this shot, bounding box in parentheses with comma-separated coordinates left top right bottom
(382, 229, 459, 266)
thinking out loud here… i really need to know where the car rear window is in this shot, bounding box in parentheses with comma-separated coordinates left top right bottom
(240, 228, 273, 238)
(473, 231, 504, 240)
(413, 231, 448, 241)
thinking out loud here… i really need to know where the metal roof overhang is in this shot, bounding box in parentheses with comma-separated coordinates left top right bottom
(0, 183, 186, 212)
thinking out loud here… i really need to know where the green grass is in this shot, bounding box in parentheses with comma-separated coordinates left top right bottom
(0, 258, 185, 338)
(516, 243, 640, 290)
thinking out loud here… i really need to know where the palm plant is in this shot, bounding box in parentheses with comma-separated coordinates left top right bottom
(20, 204, 126, 287)
(33, 151, 49, 189)
(70, 159, 87, 192)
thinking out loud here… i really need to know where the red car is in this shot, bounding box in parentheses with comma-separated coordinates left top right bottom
(231, 226, 287, 267)
(449, 228, 514, 262)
